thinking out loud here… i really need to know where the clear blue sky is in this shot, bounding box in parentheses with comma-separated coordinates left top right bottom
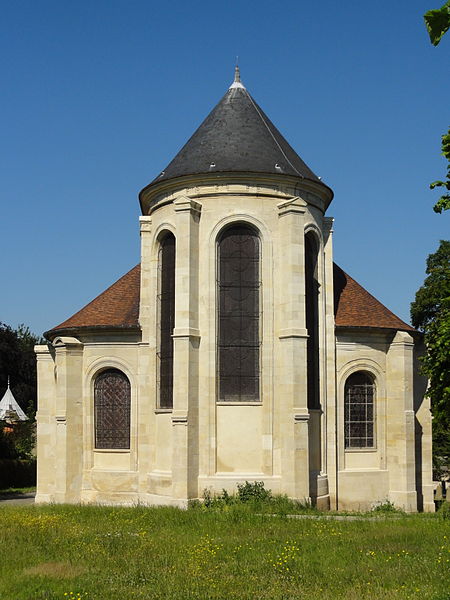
(1, 0, 449, 336)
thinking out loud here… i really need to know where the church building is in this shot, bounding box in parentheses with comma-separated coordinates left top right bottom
(35, 68, 434, 511)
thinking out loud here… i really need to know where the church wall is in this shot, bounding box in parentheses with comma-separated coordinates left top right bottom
(80, 343, 139, 504)
(35, 179, 431, 510)
(336, 331, 389, 511)
(335, 330, 433, 512)
(144, 179, 334, 503)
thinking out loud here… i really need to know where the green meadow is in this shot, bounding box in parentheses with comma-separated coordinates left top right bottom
(0, 503, 449, 600)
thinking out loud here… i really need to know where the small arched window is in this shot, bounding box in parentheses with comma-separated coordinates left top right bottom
(157, 232, 176, 409)
(217, 224, 260, 402)
(94, 369, 131, 449)
(344, 371, 375, 449)
(305, 232, 320, 409)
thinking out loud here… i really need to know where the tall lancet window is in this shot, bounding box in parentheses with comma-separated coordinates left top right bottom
(217, 224, 260, 402)
(305, 232, 320, 409)
(157, 232, 176, 409)
(344, 372, 375, 448)
(94, 369, 131, 449)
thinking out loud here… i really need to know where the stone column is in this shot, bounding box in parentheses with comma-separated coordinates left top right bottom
(386, 331, 417, 512)
(52, 336, 84, 503)
(277, 197, 310, 501)
(35, 344, 57, 503)
(322, 216, 335, 509)
(137, 216, 153, 493)
(139, 216, 153, 343)
(171, 196, 201, 502)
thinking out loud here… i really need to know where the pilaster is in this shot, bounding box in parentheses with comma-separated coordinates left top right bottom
(139, 216, 153, 342)
(277, 197, 310, 500)
(171, 196, 201, 500)
(35, 344, 57, 503)
(386, 331, 417, 512)
(52, 336, 84, 503)
(323, 216, 336, 508)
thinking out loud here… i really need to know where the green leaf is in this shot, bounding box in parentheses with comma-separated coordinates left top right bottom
(424, 1, 450, 45)
(433, 195, 450, 212)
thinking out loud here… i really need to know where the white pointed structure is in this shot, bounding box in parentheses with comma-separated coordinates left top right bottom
(0, 377, 28, 422)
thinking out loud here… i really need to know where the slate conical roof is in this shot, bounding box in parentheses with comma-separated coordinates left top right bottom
(149, 67, 322, 185)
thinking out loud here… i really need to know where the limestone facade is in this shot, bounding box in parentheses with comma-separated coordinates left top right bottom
(35, 74, 434, 512)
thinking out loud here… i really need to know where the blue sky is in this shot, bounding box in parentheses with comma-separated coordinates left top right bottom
(1, 0, 449, 336)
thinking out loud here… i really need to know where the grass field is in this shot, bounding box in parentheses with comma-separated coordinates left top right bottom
(0, 502, 449, 600)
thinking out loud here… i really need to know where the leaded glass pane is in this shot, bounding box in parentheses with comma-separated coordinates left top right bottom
(305, 233, 320, 409)
(344, 372, 375, 449)
(217, 226, 260, 402)
(95, 369, 130, 449)
(157, 233, 175, 409)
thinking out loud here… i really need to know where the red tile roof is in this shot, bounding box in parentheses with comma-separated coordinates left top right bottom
(44, 262, 414, 339)
(45, 265, 141, 338)
(333, 264, 414, 331)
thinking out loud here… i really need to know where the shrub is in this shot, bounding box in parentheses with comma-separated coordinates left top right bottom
(237, 480, 271, 503)
(200, 481, 272, 509)
(371, 500, 404, 514)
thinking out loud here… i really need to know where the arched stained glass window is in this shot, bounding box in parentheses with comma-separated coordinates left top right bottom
(344, 371, 375, 449)
(157, 232, 175, 409)
(94, 369, 131, 449)
(217, 224, 260, 402)
(305, 232, 320, 409)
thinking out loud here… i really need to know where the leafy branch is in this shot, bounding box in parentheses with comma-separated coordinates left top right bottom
(424, 0, 450, 45)
(430, 129, 450, 213)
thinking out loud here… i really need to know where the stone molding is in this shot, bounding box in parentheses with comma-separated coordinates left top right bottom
(294, 413, 310, 423)
(278, 328, 308, 339)
(172, 327, 201, 339)
(52, 336, 83, 349)
(139, 216, 152, 233)
(171, 413, 188, 425)
(277, 196, 307, 217)
(173, 196, 202, 216)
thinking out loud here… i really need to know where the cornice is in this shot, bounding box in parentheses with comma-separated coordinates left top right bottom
(141, 171, 333, 216)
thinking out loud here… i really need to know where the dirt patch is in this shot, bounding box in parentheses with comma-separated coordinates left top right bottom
(24, 562, 86, 578)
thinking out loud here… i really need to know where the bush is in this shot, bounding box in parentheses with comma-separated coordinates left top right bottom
(201, 481, 271, 509)
(237, 480, 271, 503)
(371, 500, 404, 514)
(0, 458, 36, 489)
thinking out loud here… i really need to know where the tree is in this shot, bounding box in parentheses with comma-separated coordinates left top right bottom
(430, 129, 450, 213)
(424, 3, 450, 212)
(411, 241, 450, 476)
(0, 323, 43, 458)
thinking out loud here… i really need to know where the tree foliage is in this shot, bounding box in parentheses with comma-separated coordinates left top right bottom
(0, 323, 43, 459)
(424, 4, 450, 213)
(0, 323, 43, 418)
(411, 241, 450, 473)
(424, 0, 450, 45)
(430, 129, 450, 213)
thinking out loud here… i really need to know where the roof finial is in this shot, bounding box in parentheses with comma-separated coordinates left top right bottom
(229, 61, 245, 90)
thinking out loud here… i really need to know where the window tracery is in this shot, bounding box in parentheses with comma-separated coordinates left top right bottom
(157, 232, 176, 409)
(217, 224, 260, 402)
(344, 371, 375, 449)
(94, 369, 131, 449)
